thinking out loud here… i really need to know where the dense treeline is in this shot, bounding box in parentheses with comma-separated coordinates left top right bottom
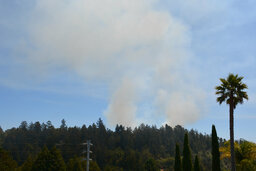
(0, 119, 226, 170)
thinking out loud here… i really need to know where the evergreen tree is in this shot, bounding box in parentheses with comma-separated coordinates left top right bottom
(183, 133, 192, 171)
(60, 119, 67, 130)
(1, 119, 217, 170)
(87, 161, 101, 171)
(212, 125, 221, 171)
(50, 146, 66, 171)
(194, 155, 201, 171)
(174, 143, 182, 171)
(0, 147, 17, 171)
(67, 157, 83, 171)
(21, 155, 34, 171)
(32, 146, 66, 171)
(32, 146, 52, 171)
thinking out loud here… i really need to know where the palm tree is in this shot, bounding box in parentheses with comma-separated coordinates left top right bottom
(215, 73, 248, 171)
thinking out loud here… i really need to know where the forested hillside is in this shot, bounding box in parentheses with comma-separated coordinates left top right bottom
(0, 119, 226, 170)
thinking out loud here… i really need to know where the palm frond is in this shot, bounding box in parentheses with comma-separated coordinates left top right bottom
(215, 73, 248, 107)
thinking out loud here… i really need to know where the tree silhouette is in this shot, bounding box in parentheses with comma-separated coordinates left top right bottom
(212, 125, 221, 171)
(174, 143, 182, 171)
(0, 119, 217, 170)
(183, 133, 192, 171)
(215, 73, 248, 171)
(194, 155, 200, 171)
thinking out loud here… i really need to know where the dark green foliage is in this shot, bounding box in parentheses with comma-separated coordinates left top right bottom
(194, 155, 201, 171)
(183, 133, 193, 171)
(157, 157, 174, 170)
(145, 158, 158, 171)
(215, 74, 248, 108)
(82, 160, 101, 171)
(31, 146, 52, 171)
(104, 165, 124, 171)
(238, 159, 256, 171)
(1, 119, 218, 170)
(0, 127, 3, 145)
(31, 146, 66, 171)
(0, 147, 17, 171)
(87, 161, 101, 171)
(212, 125, 221, 171)
(174, 143, 182, 171)
(123, 149, 144, 170)
(67, 156, 83, 171)
(197, 151, 212, 171)
(50, 146, 66, 171)
(20, 155, 34, 171)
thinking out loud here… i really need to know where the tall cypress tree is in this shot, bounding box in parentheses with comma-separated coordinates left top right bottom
(174, 143, 182, 171)
(194, 155, 200, 171)
(212, 125, 221, 171)
(183, 133, 192, 171)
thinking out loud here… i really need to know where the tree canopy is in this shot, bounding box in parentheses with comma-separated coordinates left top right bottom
(0, 119, 226, 170)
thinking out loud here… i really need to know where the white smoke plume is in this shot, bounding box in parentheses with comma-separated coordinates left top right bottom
(21, 0, 205, 127)
(104, 78, 138, 127)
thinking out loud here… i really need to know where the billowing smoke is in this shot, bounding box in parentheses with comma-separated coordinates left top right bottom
(104, 78, 138, 127)
(21, 0, 205, 127)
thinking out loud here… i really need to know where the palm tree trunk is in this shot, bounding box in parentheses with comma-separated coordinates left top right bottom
(230, 96, 236, 171)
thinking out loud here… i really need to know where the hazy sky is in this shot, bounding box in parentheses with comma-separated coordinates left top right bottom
(0, 0, 256, 142)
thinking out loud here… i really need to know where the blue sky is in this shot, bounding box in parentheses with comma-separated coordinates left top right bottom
(0, 0, 256, 142)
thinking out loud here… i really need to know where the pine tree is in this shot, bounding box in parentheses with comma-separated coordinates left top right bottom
(194, 155, 201, 171)
(212, 125, 221, 171)
(50, 146, 66, 171)
(174, 143, 182, 171)
(32, 146, 52, 171)
(183, 133, 192, 171)
(60, 119, 67, 130)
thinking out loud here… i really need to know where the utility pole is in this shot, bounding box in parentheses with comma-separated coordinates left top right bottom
(82, 140, 93, 171)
